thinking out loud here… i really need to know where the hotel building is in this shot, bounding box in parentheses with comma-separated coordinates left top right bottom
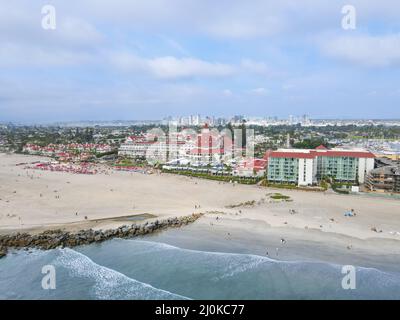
(187, 128, 234, 165)
(118, 135, 191, 163)
(265, 146, 375, 186)
(118, 126, 235, 165)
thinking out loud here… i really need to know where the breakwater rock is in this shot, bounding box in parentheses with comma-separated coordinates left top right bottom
(0, 246, 7, 258)
(0, 213, 203, 258)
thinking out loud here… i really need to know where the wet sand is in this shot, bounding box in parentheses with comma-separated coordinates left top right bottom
(145, 216, 400, 273)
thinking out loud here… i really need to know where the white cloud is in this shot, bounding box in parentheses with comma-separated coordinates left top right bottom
(250, 87, 268, 95)
(159, 35, 190, 56)
(107, 52, 148, 71)
(2, 0, 400, 121)
(64, 0, 289, 39)
(108, 53, 235, 79)
(222, 89, 233, 97)
(320, 33, 400, 67)
(148, 56, 235, 79)
(55, 17, 103, 47)
(62, 1, 400, 40)
(109, 54, 278, 80)
(241, 59, 269, 74)
(282, 84, 294, 91)
(0, 2, 103, 67)
(0, 43, 95, 67)
(205, 16, 286, 39)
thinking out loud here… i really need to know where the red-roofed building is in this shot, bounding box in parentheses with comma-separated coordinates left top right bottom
(23, 143, 113, 161)
(119, 126, 234, 164)
(233, 158, 268, 177)
(265, 147, 375, 186)
(187, 127, 234, 164)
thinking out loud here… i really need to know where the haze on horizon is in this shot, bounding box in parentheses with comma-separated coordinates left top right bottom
(1, 1, 400, 122)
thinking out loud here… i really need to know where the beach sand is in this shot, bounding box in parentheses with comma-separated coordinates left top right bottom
(1, 153, 400, 269)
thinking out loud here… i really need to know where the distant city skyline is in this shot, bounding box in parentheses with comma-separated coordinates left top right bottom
(3, 114, 400, 126)
(1, 1, 400, 122)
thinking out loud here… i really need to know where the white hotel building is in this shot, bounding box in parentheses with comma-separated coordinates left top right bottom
(118, 126, 234, 165)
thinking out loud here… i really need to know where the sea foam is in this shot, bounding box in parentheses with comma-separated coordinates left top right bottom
(54, 248, 190, 300)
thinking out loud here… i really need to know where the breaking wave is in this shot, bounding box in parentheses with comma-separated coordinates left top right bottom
(54, 248, 190, 300)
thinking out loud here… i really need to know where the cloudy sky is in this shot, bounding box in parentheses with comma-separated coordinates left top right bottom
(1, 1, 400, 122)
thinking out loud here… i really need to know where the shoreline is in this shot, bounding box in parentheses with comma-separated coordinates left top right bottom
(145, 215, 400, 274)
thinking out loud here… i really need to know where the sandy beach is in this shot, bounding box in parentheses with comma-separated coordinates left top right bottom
(1, 153, 400, 266)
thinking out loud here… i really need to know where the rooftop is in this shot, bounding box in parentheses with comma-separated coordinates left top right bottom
(370, 166, 400, 176)
(266, 147, 375, 159)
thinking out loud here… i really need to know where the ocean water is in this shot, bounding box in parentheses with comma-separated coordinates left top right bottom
(1, 239, 400, 300)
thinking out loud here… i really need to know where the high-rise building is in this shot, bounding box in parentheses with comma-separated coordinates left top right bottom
(265, 146, 375, 186)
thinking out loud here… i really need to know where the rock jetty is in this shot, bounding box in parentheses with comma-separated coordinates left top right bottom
(0, 213, 203, 259)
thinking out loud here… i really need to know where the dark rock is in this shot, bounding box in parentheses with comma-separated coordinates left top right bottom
(0, 246, 7, 259)
(0, 213, 204, 253)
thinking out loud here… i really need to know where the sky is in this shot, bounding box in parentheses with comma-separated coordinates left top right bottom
(1, 0, 400, 122)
